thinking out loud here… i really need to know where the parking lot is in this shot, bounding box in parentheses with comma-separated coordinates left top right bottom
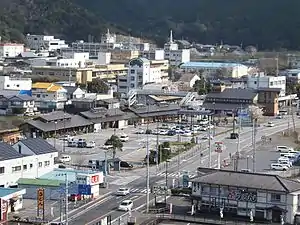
(229, 131, 299, 172)
(49, 121, 230, 165)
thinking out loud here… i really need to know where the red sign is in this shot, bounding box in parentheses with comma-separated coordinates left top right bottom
(0, 199, 8, 222)
(215, 141, 223, 153)
(91, 175, 99, 184)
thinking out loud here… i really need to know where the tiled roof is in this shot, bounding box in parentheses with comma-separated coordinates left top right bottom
(80, 107, 125, 119)
(206, 89, 257, 100)
(18, 138, 57, 155)
(178, 73, 199, 83)
(191, 170, 300, 193)
(203, 102, 250, 111)
(0, 142, 23, 161)
(129, 104, 180, 115)
(32, 82, 52, 89)
(39, 111, 72, 122)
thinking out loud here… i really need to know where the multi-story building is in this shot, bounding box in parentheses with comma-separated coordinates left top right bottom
(0, 76, 32, 92)
(191, 169, 300, 224)
(25, 34, 68, 51)
(282, 69, 300, 84)
(180, 61, 249, 78)
(0, 43, 24, 58)
(247, 73, 286, 97)
(0, 138, 58, 187)
(31, 82, 67, 111)
(118, 57, 169, 93)
(0, 94, 36, 115)
(163, 30, 190, 66)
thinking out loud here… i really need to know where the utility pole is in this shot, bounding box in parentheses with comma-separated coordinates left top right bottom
(146, 104, 150, 213)
(288, 98, 291, 136)
(177, 153, 180, 187)
(65, 174, 69, 225)
(165, 160, 169, 204)
(208, 116, 212, 168)
(252, 118, 257, 172)
(156, 121, 159, 171)
(234, 106, 242, 171)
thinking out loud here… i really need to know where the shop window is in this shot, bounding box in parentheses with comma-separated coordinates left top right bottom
(30, 163, 33, 168)
(271, 193, 281, 202)
(38, 162, 43, 167)
(0, 167, 4, 174)
(23, 165, 27, 170)
(44, 161, 50, 167)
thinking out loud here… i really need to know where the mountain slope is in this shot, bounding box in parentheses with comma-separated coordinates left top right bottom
(0, 0, 119, 42)
(74, 0, 300, 50)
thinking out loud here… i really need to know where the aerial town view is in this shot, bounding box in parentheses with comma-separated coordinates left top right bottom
(1, 1, 300, 225)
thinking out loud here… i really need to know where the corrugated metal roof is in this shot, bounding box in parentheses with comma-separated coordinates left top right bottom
(0, 188, 26, 197)
(180, 61, 246, 69)
(18, 138, 57, 155)
(18, 178, 61, 187)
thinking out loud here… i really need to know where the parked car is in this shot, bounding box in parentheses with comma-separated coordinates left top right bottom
(101, 144, 113, 150)
(267, 121, 274, 127)
(120, 161, 133, 168)
(120, 134, 129, 142)
(270, 163, 288, 171)
(167, 130, 176, 136)
(230, 133, 239, 139)
(116, 187, 130, 196)
(77, 139, 87, 148)
(276, 146, 294, 152)
(118, 200, 133, 211)
(276, 114, 283, 119)
(145, 129, 152, 134)
(135, 129, 144, 134)
(59, 155, 71, 163)
(68, 194, 82, 201)
(86, 141, 96, 148)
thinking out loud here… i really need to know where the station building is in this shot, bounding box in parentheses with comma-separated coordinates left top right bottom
(191, 169, 300, 224)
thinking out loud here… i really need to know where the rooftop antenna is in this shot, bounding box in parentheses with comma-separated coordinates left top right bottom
(169, 30, 174, 43)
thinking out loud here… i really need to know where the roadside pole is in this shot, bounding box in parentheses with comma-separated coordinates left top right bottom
(208, 116, 212, 168)
(146, 104, 150, 213)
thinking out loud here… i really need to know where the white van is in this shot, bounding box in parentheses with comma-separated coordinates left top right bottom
(277, 157, 292, 167)
(120, 134, 129, 142)
(276, 146, 294, 152)
(270, 163, 289, 171)
(280, 152, 296, 159)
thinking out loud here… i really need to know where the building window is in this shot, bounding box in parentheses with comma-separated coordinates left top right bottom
(130, 84, 135, 88)
(37, 94, 40, 98)
(271, 193, 281, 202)
(131, 76, 135, 81)
(12, 166, 21, 172)
(44, 161, 50, 167)
(38, 162, 43, 167)
(130, 69, 135, 74)
(23, 165, 27, 170)
(0, 167, 4, 174)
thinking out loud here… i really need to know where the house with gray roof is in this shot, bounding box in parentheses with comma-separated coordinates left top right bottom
(191, 169, 300, 224)
(0, 94, 36, 115)
(22, 111, 93, 138)
(203, 83, 258, 114)
(80, 107, 136, 132)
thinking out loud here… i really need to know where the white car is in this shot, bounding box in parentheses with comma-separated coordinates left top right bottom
(277, 146, 294, 152)
(270, 163, 289, 171)
(118, 200, 133, 211)
(182, 131, 192, 136)
(202, 135, 213, 140)
(86, 141, 96, 148)
(267, 122, 274, 127)
(119, 134, 129, 142)
(116, 187, 130, 196)
(200, 126, 208, 131)
(59, 155, 71, 163)
(101, 144, 113, 150)
(159, 130, 168, 135)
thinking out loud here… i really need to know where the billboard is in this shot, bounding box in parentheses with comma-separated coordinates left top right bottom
(37, 188, 45, 219)
(0, 199, 8, 222)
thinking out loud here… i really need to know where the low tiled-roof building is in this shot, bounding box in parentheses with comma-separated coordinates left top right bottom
(22, 111, 93, 138)
(191, 169, 300, 224)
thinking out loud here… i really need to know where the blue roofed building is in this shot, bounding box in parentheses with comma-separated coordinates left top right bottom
(180, 61, 250, 78)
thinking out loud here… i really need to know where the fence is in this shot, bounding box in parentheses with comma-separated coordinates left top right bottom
(156, 214, 271, 225)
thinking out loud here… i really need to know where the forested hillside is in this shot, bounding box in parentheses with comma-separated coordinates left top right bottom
(1, 0, 300, 50)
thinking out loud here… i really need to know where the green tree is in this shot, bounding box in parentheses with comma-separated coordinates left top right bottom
(105, 135, 123, 159)
(193, 77, 211, 95)
(87, 79, 109, 93)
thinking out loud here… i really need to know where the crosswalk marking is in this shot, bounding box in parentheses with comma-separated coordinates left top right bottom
(156, 172, 197, 178)
(130, 188, 151, 194)
(109, 175, 141, 185)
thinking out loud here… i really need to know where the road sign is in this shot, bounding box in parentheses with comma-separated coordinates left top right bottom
(78, 184, 91, 195)
(215, 142, 224, 153)
(152, 185, 167, 195)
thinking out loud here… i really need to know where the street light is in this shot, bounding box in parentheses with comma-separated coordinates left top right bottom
(165, 159, 171, 204)
(56, 173, 69, 225)
(54, 121, 57, 149)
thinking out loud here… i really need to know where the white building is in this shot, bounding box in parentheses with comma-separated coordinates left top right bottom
(49, 52, 89, 68)
(180, 61, 249, 78)
(247, 73, 286, 97)
(0, 139, 58, 188)
(0, 76, 32, 91)
(282, 69, 300, 83)
(101, 29, 117, 44)
(118, 57, 169, 93)
(163, 30, 190, 66)
(32, 82, 67, 111)
(25, 34, 68, 51)
(191, 170, 300, 224)
(0, 43, 24, 58)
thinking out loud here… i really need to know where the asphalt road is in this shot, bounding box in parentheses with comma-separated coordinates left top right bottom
(51, 116, 299, 224)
